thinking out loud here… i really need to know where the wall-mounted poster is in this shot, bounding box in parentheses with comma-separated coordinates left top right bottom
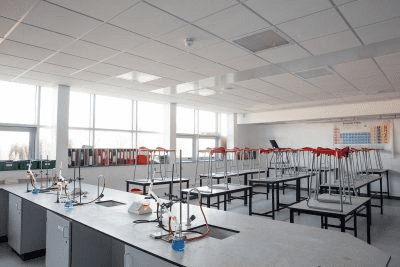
(333, 120, 392, 145)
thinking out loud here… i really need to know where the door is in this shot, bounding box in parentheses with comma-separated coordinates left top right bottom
(124, 245, 177, 267)
(46, 211, 70, 267)
(8, 194, 22, 254)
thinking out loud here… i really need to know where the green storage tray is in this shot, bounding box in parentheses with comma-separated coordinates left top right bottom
(0, 161, 18, 171)
(37, 160, 56, 169)
(18, 160, 38, 170)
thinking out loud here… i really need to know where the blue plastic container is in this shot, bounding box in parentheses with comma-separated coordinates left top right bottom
(64, 200, 73, 212)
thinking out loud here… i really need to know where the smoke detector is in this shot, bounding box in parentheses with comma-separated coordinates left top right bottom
(184, 38, 194, 48)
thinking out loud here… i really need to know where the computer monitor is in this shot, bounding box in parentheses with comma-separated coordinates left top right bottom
(270, 140, 279, 148)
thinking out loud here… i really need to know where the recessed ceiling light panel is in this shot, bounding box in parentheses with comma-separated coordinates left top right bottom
(176, 82, 197, 94)
(294, 68, 334, 79)
(234, 29, 289, 53)
(151, 87, 172, 95)
(117, 71, 160, 83)
(187, 89, 216, 96)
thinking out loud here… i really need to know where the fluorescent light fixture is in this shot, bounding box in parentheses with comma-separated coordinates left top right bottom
(151, 87, 172, 95)
(199, 77, 216, 88)
(176, 82, 196, 94)
(117, 71, 160, 83)
(187, 89, 216, 96)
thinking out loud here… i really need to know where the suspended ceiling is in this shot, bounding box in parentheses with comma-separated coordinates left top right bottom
(0, 0, 400, 113)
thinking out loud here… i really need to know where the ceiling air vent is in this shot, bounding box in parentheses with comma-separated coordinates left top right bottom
(233, 29, 289, 53)
(294, 68, 334, 79)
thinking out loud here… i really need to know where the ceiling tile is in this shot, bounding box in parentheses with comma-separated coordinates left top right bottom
(145, 0, 237, 22)
(84, 63, 131, 76)
(70, 71, 110, 82)
(46, 52, 96, 69)
(32, 62, 77, 76)
(348, 77, 393, 94)
(161, 52, 234, 76)
(155, 25, 221, 51)
(245, 0, 332, 25)
(0, 73, 17, 82)
(332, 0, 357, 6)
(145, 78, 181, 87)
(301, 30, 361, 55)
(0, 0, 38, 20)
(374, 52, 400, 88)
(333, 58, 381, 80)
(0, 53, 39, 69)
(47, 0, 139, 21)
(8, 23, 75, 51)
(224, 54, 269, 71)
(191, 41, 248, 63)
(229, 87, 274, 102)
(0, 64, 25, 76)
(0, 40, 54, 61)
(233, 79, 270, 90)
(104, 52, 155, 70)
(262, 73, 321, 95)
(0, 17, 16, 38)
(195, 4, 270, 40)
(375, 51, 400, 70)
(131, 40, 183, 62)
(307, 92, 334, 100)
(339, 0, 400, 28)
(278, 8, 348, 42)
(19, 71, 66, 84)
(333, 58, 393, 93)
(333, 90, 362, 98)
(137, 62, 205, 81)
(307, 74, 355, 91)
(257, 44, 310, 63)
(356, 17, 400, 45)
(100, 77, 140, 88)
(109, 2, 186, 38)
(61, 40, 119, 61)
(82, 23, 149, 52)
(23, 1, 101, 38)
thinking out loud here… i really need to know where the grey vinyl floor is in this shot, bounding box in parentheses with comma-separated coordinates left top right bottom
(1, 185, 399, 267)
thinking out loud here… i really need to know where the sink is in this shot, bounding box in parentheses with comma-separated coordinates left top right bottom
(188, 224, 239, 240)
(95, 200, 126, 207)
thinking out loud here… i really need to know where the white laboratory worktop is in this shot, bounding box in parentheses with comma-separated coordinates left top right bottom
(0, 183, 391, 267)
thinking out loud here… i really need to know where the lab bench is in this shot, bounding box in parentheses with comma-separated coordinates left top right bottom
(0, 183, 391, 267)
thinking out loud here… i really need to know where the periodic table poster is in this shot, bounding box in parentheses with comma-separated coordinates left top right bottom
(333, 121, 392, 145)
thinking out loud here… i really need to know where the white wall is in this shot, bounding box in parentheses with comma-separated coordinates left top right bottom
(237, 119, 400, 197)
(239, 99, 400, 124)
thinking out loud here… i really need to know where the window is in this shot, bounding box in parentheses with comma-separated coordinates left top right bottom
(95, 95, 132, 130)
(199, 110, 216, 134)
(0, 81, 37, 125)
(40, 87, 58, 126)
(39, 127, 56, 159)
(176, 106, 232, 162)
(0, 127, 35, 160)
(220, 113, 228, 137)
(69, 129, 91, 148)
(69, 91, 92, 128)
(137, 133, 167, 149)
(176, 137, 193, 159)
(177, 107, 194, 134)
(68, 93, 170, 151)
(95, 130, 132, 148)
(137, 101, 166, 132)
(199, 138, 216, 151)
